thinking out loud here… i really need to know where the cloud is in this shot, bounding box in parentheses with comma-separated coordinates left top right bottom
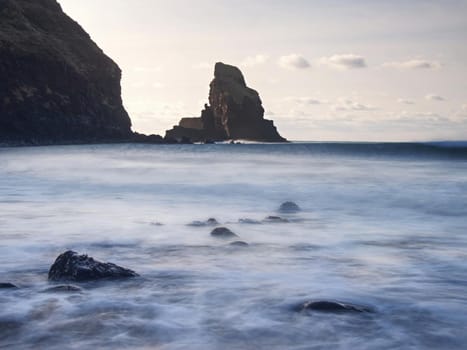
(462, 104, 467, 111)
(285, 96, 323, 105)
(289, 109, 307, 117)
(193, 62, 212, 70)
(241, 54, 269, 67)
(319, 54, 367, 70)
(278, 54, 311, 70)
(425, 94, 445, 101)
(397, 98, 415, 105)
(332, 99, 376, 111)
(152, 82, 165, 89)
(392, 111, 448, 123)
(382, 59, 441, 70)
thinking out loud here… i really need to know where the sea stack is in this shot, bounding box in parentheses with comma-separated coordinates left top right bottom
(0, 0, 132, 144)
(166, 62, 286, 143)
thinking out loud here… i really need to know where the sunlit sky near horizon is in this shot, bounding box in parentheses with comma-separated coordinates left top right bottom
(59, 0, 467, 141)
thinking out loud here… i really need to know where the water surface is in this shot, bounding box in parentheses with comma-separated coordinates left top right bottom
(1, 143, 466, 349)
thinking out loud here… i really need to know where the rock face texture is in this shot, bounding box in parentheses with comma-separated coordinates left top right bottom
(0, 0, 132, 144)
(166, 62, 286, 143)
(48, 251, 138, 282)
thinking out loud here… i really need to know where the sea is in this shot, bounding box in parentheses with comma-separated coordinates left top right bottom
(0, 142, 466, 349)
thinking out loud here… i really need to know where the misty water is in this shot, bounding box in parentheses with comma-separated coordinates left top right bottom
(1, 143, 467, 349)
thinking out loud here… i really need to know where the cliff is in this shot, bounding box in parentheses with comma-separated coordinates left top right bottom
(0, 0, 132, 144)
(166, 62, 286, 143)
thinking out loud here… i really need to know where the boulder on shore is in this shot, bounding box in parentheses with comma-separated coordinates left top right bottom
(48, 250, 138, 282)
(165, 63, 286, 143)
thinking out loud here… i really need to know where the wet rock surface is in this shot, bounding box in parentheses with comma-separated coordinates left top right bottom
(210, 227, 239, 239)
(166, 62, 286, 143)
(48, 250, 139, 282)
(295, 300, 373, 314)
(0, 282, 17, 289)
(279, 201, 301, 213)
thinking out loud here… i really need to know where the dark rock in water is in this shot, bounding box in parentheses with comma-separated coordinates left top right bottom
(188, 221, 205, 227)
(210, 227, 239, 238)
(295, 300, 373, 314)
(43, 284, 83, 293)
(131, 133, 165, 144)
(188, 218, 219, 227)
(207, 218, 219, 225)
(238, 218, 262, 224)
(279, 201, 301, 213)
(0, 282, 18, 289)
(165, 63, 286, 143)
(264, 216, 289, 223)
(48, 250, 138, 282)
(229, 241, 249, 247)
(150, 222, 164, 226)
(0, 0, 135, 145)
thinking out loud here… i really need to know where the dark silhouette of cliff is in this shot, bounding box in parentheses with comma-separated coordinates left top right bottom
(0, 0, 133, 144)
(166, 62, 286, 143)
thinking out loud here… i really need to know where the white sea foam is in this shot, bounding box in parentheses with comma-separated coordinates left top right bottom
(0, 143, 466, 349)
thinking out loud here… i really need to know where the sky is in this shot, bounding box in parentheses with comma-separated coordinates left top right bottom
(58, 0, 467, 141)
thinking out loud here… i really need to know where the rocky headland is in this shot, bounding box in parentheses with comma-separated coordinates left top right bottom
(0, 0, 136, 145)
(165, 62, 286, 143)
(0, 1, 286, 145)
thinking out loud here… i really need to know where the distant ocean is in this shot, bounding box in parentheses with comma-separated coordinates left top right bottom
(1, 142, 466, 349)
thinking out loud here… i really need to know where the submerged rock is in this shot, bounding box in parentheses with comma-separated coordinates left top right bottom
(48, 250, 139, 282)
(238, 218, 262, 225)
(279, 201, 301, 213)
(264, 216, 289, 223)
(207, 218, 219, 225)
(210, 227, 239, 239)
(0, 282, 18, 289)
(295, 300, 373, 314)
(165, 63, 286, 143)
(188, 218, 219, 227)
(43, 285, 83, 293)
(150, 222, 164, 226)
(229, 241, 249, 247)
